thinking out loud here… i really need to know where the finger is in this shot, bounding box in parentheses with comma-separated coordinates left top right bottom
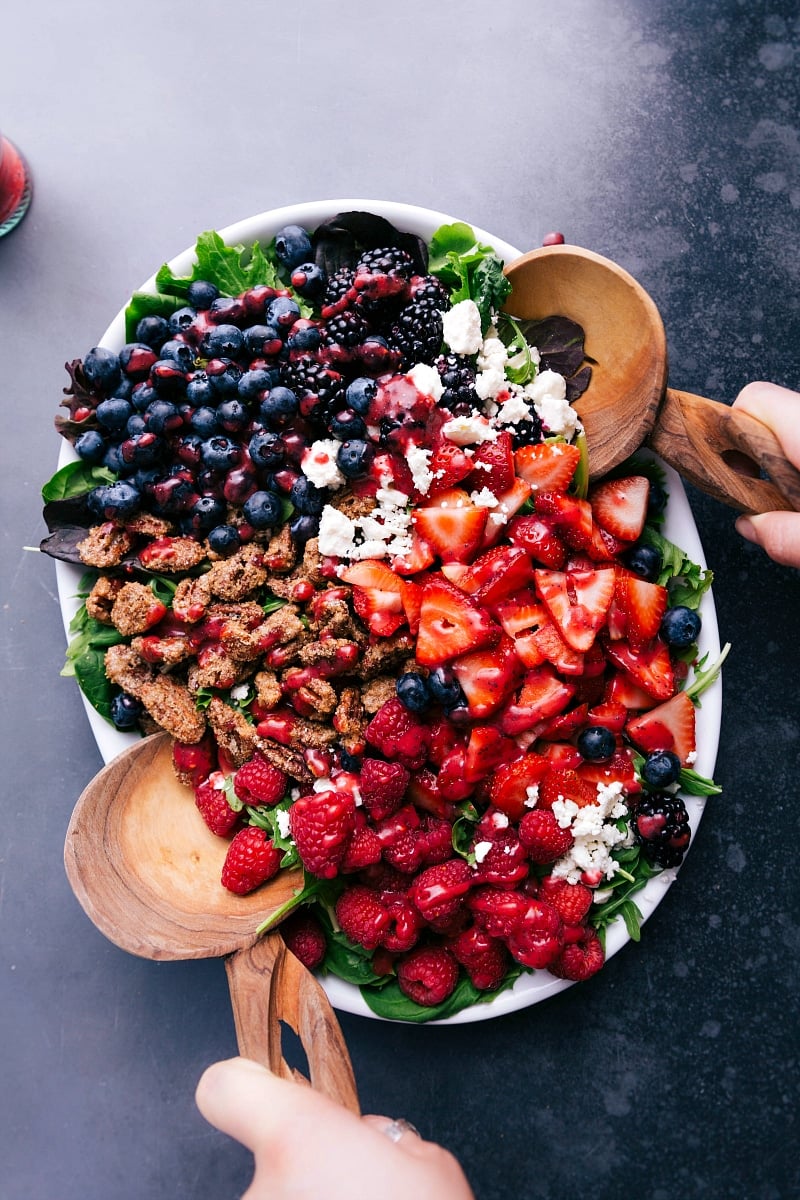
(736, 512, 800, 568)
(732, 381, 800, 468)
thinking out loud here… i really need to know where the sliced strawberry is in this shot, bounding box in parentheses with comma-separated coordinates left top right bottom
(390, 529, 435, 575)
(489, 753, 551, 821)
(605, 638, 675, 700)
(577, 746, 640, 794)
(412, 489, 489, 564)
(458, 545, 533, 607)
(439, 562, 472, 587)
(605, 595, 628, 640)
(477, 476, 534, 551)
(512, 629, 548, 669)
(499, 665, 576, 735)
(405, 770, 457, 821)
(464, 724, 520, 782)
(589, 475, 650, 542)
(452, 634, 525, 719)
(534, 566, 615, 653)
(615, 570, 669, 649)
(587, 700, 628, 733)
(526, 617, 585, 675)
(514, 441, 581, 493)
(539, 766, 598, 810)
(415, 576, 500, 667)
(586, 520, 628, 563)
(507, 513, 567, 569)
(626, 690, 696, 764)
(538, 741, 584, 769)
(536, 702, 590, 741)
(340, 559, 406, 637)
(535, 491, 593, 550)
(399, 578, 423, 633)
(428, 442, 474, 495)
(466, 429, 516, 494)
(493, 591, 546, 637)
(339, 559, 403, 592)
(605, 671, 659, 711)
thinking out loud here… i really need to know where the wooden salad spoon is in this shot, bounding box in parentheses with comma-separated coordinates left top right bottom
(64, 731, 360, 1112)
(503, 244, 800, 512)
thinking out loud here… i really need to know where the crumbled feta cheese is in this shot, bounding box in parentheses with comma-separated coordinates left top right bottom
(230, 683, 250, 701)
(477, 334, 508, 374)
(469, 487, 499, 508)
(524, 369, 581, 438)
(489, 811, 510, 830)
(442, 299, 483, 355)
(473, 840, 493, 864)
(525, 784, 539, 808)
(406, 443, 434, 495)
(442, 414, 498, 445)
(302, 439, 346, 489)
(318, 505, 358, 557)
(475, 367, 507, 402)
(686, 750, 697, 765)
(275, 809, 292, 839)
(494, 390, 533, 425)
(407, 362, 444, 402)
(552, 798, 580, 829)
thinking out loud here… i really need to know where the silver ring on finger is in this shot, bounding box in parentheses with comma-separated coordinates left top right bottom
(383, 1118, 420, 1143)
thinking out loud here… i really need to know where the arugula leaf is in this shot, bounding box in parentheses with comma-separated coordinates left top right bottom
(428, 222, 511, 334)
(148, 574, 178, 606)
(679, 768, 723, 797)
(256, 874, 343, 936)
(361, 964, 523, 1023)
(640, 525, 714, 609)
(591, 845, 659, 941)
(684, 643, 731, 703)
(42, 461, 115, 503)
(451, 800, 480, 863)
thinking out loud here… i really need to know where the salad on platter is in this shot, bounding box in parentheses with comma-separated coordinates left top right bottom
(42, 204, 728, 1023)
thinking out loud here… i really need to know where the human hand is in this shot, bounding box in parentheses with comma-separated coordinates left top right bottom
(196, 1057, 475, 1200)
(732, 381, 800, 567)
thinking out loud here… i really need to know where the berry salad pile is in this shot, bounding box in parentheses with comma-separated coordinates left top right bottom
(42, 211, 727, 1021)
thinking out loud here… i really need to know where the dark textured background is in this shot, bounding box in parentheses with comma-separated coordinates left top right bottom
(1, 2, 799, 1197)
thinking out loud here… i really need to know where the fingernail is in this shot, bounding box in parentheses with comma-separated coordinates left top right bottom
(735, 516, 757, 543)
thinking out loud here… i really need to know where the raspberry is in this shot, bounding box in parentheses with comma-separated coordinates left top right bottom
(396, 945, 459, 1007)
(173, 734, 217, 787)
(419, 815, 455, 865)
(341, 812, 382, 872)
(233, 752, 288, 807)
(473, 830, 529, 887)
(548, 928, 605, 981)
(194, 773, 240, 837)
(468, 886, 527, 938)
(335, 884, 389, 950)
(506, 899, 564, 969)
(365, 698, 431, 770)
(281, 910, 327, 969)
(290, 788, 356, 879)
(539, 875, 593, 925)
(382, 895, 423, 952)
(383, 829, 427, 874)
(221, 826, 282, 896)
(519, 809, 575, 865)
(409, 859, 473, 924)
(450, 925, 510, 991)
(359, 757, 410, 821)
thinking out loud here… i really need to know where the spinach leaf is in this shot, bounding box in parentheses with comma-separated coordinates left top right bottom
(42, 461, 115, 503)
(61, 603, 126, 720)
(428, 222, 511, 334)
(322, 931, 387, 988)
(124, 291, 189, 343)
(361, 964, 523, 1023)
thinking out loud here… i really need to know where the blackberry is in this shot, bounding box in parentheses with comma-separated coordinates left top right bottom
(353, 247, 414, 319)
(511, 415, 544, 449)
(388, 297, 444, 368)
(323, 308, 371, 350)
(436, 353, 480, 412)
(408, 274, 451, 311)
(356, 246, 414, 277)
(321, 268, 356, 319)
(281, 357, 346, 427)
(633, 793, 691, 868)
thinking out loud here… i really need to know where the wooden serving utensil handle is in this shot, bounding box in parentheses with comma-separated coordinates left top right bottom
(648, 388, 800, 513)
(225, 931, 360, 1114)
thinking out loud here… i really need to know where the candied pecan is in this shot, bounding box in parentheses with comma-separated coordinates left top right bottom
(262, 524, 297, 574)
(138, 536, 208, 573)
(253, 669, 282, 711)
(206, 547, 268, 601)
(131, 633, 193, 669)
(205, 696, 258, 767)
(356, 632, 415, 681)
(285, 676, 338, 720)
(360, 676, 398, 714)
(330, 491, 376, 520)
(122, 512, 174, 538)
(171, 575, 212, 624)
(333, 686, 367, 754)
(77, 523, 134, 568)
(85, 575, 125, 624)
(187, 650, 252, 692)
(104, 644, 206, 744)
(254, 736, 312, 786)
(110, 582, 167, 637)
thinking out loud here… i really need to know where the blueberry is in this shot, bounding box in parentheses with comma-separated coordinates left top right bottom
(125, 414, 147, 437)
(624, 544, 663, 581)
(207, 524, 241, 556)
(190, 406, 220, 437)
(151, 359, 187, 396)
(119, 343, 157, 380)
(338, 749, 362, 772)
(206, 359, 243, 397)
(202, 323, 244, 358)
(238, 367, 278, 400)
(345, 376, 377, 415)
(288, 513, 319, 544)
(290, 475, 326, 515)
(134, 314, 170, 351)
(329, 409, 367, 440)
(642, 750, 682, 788)
(577, 725, 616, 762)
(120, 432, 163, 467)
(266, 295, 301, 330)
(168, 306, 197, 335)
(151, 474, 196, 515)
(648, 480, 668, 517)
(175, 433, 203, 466)
(95, 397, 133, 432)
(83, 346, 121, 394)
(396, 672, 430, 714)
(102, 444, 126, 474)
(130, 382, 158, 413)
(216, 398, 250, 433)
(290, 262, 326, 300)
(336, 439, 373, 478)
(243, 490, 283, 530)
(159, 338, 196, 371)
(185, 374, 215, 408)
(243, 325, 283, 357)
(187, 279, 219, 310)
(74, 429, 106, 464)
(145, 399, 181, 434)
(201, 436, 241, 471)
(209, 296, 246, 325)
(110, 692, 144, 730)
(660, 606, 702, 649)
(189, 495, 226, 534)
(427, 667, 463, 709)
(89, 481, 142, 519)
(286, 323, 321, 352)
(249, 430, 286, 470)
(112, 378, 135, 401)
(274, 224, 313, 269)
(260, 386, 298, 429)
